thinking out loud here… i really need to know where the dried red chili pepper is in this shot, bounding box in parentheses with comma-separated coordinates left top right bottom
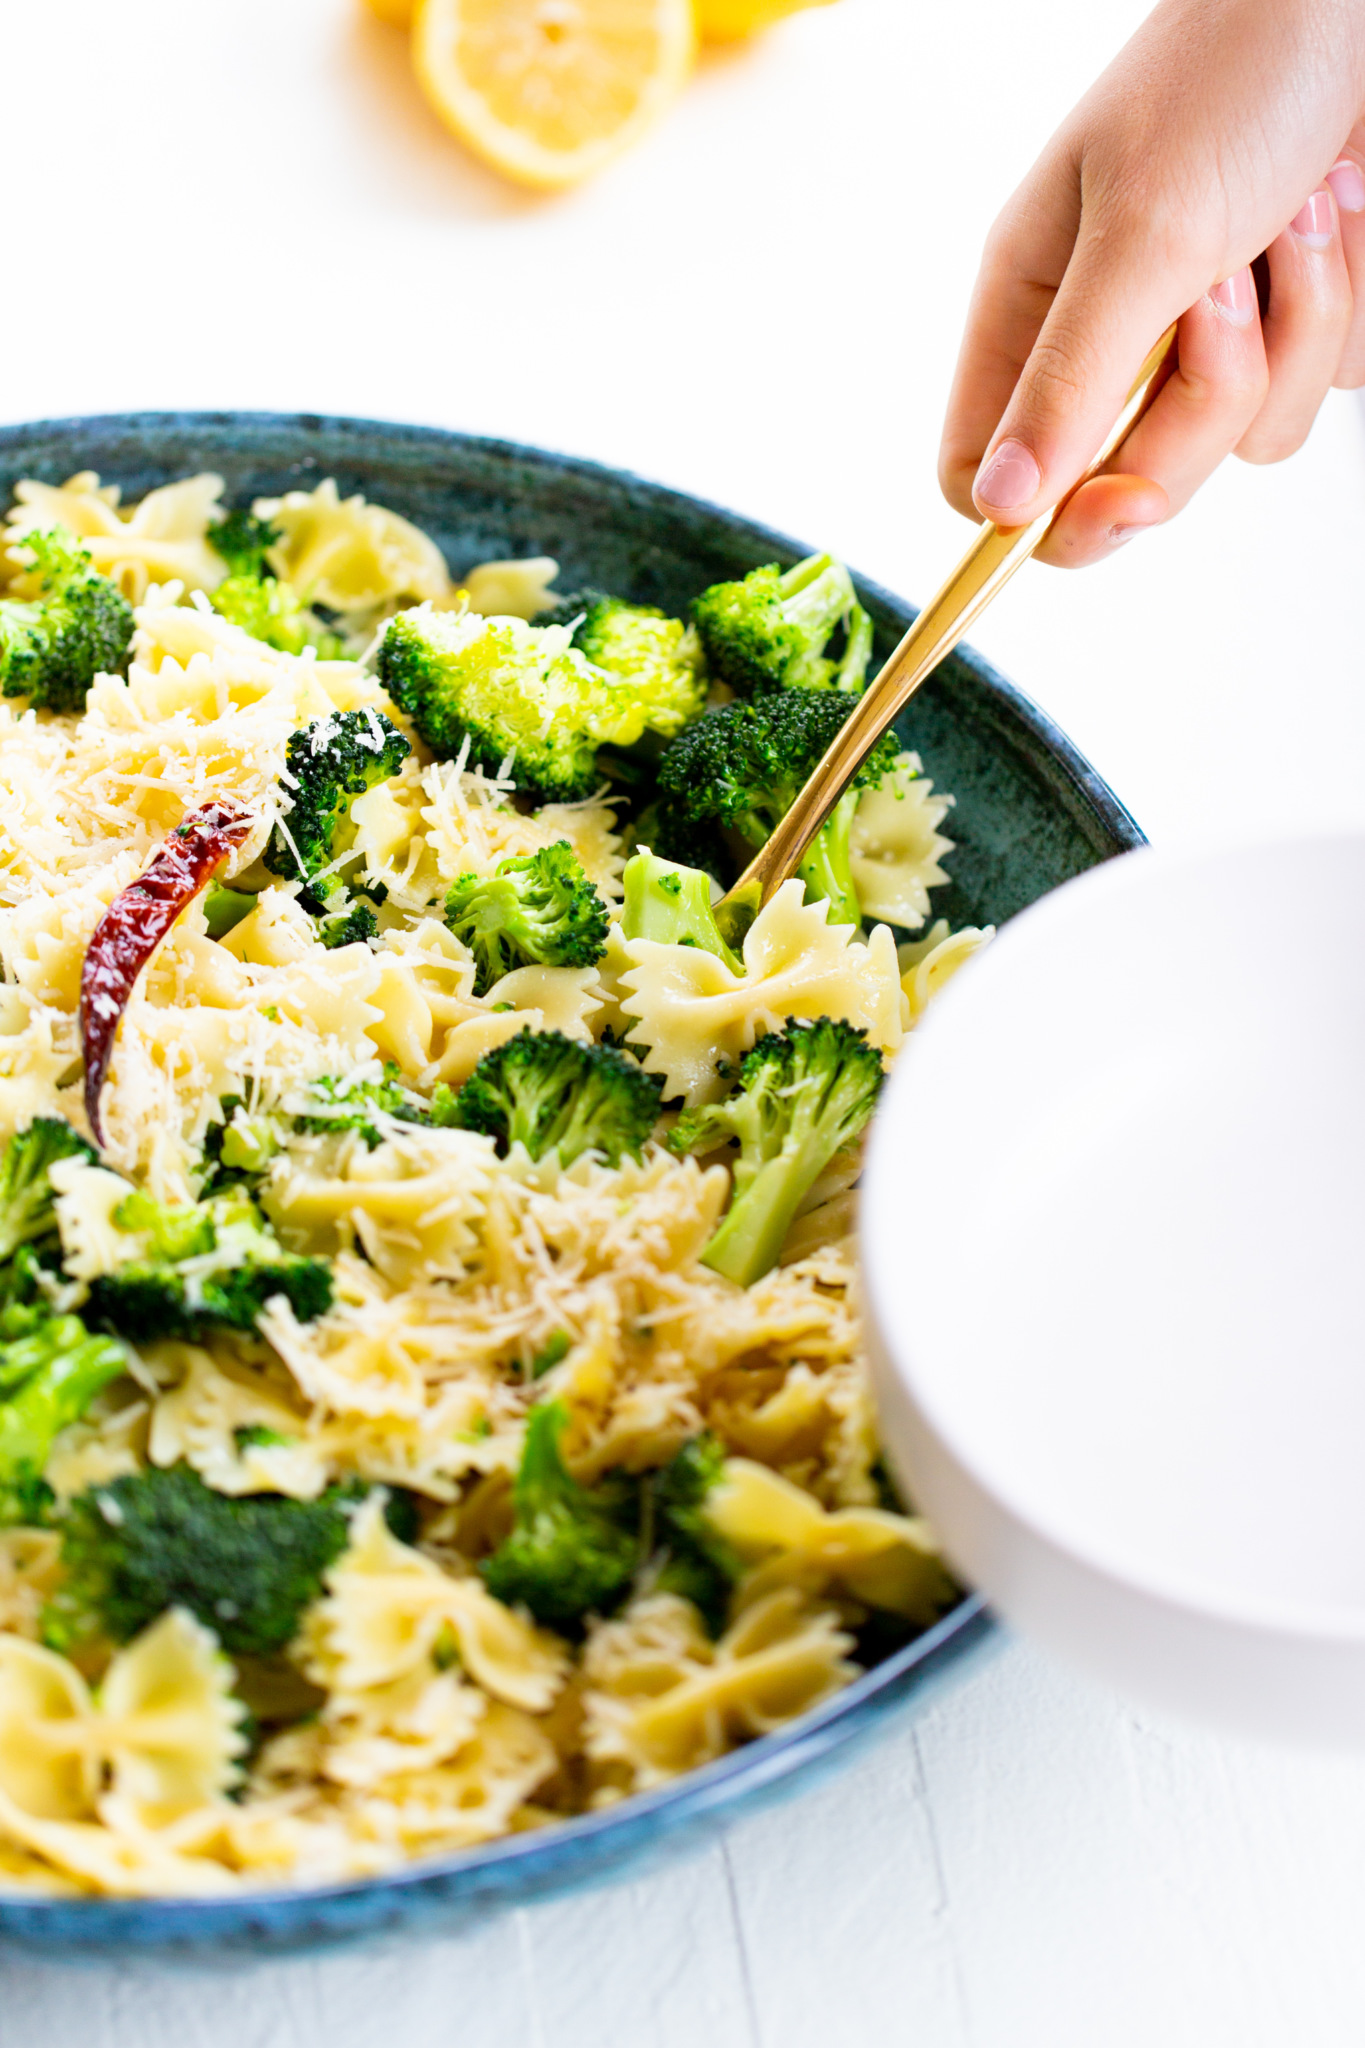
(80, 799, 254, 1145)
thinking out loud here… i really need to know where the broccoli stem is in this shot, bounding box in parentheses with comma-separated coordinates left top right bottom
(794, 790, 862, 929)
(621, 851, 742, 971)
(779, 556, 870, 692)
(701, 1147, 826, 1287)
(835, 604, 874, 694)
(0, 1317, 126, 1521)
(480, 1399, 640, 1628)
(672, 1019, 884, 1287)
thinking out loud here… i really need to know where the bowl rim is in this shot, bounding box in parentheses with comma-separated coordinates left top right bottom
(0, 411, 1144, 1942)
(0, 404, 1143, 863)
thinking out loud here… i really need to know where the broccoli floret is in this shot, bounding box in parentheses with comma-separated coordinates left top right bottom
(647, 1434, 741, 1634)
(692, 552, 872, 698)
(379, 607, 637, 803)
(656, 693, 902, 928)
(0, 1247, 54, 1343)
(204, 1101, 281, 1191)
(292, 1064, 434, 1147)
(44, 1464, 415, 1657)
(212, 573, 348, 661)
(209, 510, 346, 656)
(538, 591, 706, 740)
(87, 1259, 332, 1342)
(83, 1189, 333, 1342)
(481, 1400, 638, 1629)
(620, 848, 741, 971)
(480, 1412, 740, 1635)
(444, 840, 610, 997)
(262, 710, 411, 918)
(208, 1067, 444, 1192)
(450, 1029, 662, 1167)
(0, 530, 134, 713)
(316, 899, 378, 950)
(209, 509, 280, 580)
(669, 1017, 884, 1286)
(0, 1118, 98, 1267)
(0, 1314, 127, 1526)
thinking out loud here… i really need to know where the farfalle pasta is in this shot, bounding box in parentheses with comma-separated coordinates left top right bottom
(620, 884, 906, 1106)
(0, 473, 990, 1897)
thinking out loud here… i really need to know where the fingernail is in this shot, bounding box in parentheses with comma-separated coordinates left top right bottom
(1291, 188, 1334, 249)
(1209, 267, 1256, 326)
(1327, 158, 1365, 214)
(1108, 523, 1148, 549)
(974, 439, 1042, 512)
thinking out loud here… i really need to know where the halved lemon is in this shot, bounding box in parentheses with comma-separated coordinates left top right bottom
(696, 0, 835, 36)
(363, 0, 414, 26)
(413, 0, 695, 190)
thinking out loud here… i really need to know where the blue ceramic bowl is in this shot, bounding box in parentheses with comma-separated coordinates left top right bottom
(0, 413, 1144, 1957)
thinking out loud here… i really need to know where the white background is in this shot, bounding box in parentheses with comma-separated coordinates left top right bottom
(2, 0, 1365, 2040)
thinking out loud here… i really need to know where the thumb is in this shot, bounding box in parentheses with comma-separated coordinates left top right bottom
(971, 227, 1202, 523)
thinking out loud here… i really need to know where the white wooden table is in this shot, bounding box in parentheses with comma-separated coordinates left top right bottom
(3, 0, 1365, 2039)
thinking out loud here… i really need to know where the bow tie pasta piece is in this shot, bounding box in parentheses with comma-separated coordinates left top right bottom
(581, 1586, 857, 1792)
(897, 919, 993, 1026)
(263, 1124, 495, 1288)
(367, 930, 608, 1085)
(255, 1266, 459, 1426)
(5, 474, 228, 603)
(2, 471, 122, 564)
(301, 1497, 567, 1713)
(252, 481, 450, 616)
(0, 711, 81, 899)
(127, 599, 331, 700)
(703, 1458, 957, 1624)
(619, 881, 906, 1106)
(0, 1634, 98, 1821)
(0, 1609, 245, 1832)
(73, 691, 324, 871)
(347, 1702, 559, 1849)
(50, 1155, 149, 1280)
(148, 1348, 327, 1501)
(848, 753, 955, 931)
(525, 1147, 729, 1283)
(0, 1530, 63, 1642)
(428, 964, 605, 1093)
(254, 1699, 559, 1859)
(363, 920, 497, 1076)
(349, 761, 443, 913)
(98, 1608, 248, 1818)
(0, 988, 76, 1143)
(0, 1782, 240, 1897)
(42, 1397, 148, 1506)
(310, 1668, 489, 1792)
(4, 858, 139, 1014)
(460, 557, 560, 620)
(417, 759, 624, 905)
(301, 1495, 468, 1694)
(705, 1355, 868, 1483)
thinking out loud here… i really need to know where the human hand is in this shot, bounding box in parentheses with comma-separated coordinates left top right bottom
(939, 0, 1365, 566)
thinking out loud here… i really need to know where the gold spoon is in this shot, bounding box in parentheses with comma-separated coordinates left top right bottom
(712, 324, 1178, 948)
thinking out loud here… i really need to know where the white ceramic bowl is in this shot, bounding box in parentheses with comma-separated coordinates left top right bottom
(865, 836, 1365, 1744)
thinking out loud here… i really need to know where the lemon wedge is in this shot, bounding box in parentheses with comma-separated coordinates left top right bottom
(413, 0, 695, 190)
(696, 0, 835, 37)
(363, 0, 414, 25)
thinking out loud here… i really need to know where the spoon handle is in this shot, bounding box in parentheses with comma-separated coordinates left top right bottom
(713, 323, 1178, 946)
